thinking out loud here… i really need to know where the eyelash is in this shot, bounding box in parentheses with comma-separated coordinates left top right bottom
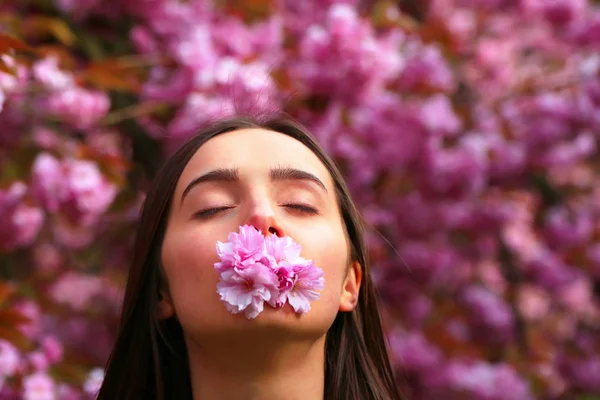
(282, 203, 319, 215)
(193, 204, 318, 219)
(194, 206, 232, 219)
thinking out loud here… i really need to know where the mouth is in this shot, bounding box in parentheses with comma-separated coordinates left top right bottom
(263, 302, 301, 316)
(215, 224, 324, 320)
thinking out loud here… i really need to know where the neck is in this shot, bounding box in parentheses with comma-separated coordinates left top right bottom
(186, 332, 326, 400)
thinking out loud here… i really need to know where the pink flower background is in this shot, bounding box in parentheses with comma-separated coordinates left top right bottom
(0, 0, 599, 398)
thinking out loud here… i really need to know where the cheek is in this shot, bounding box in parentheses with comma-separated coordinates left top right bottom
(161, 228, 224, 318)
(302, 226, 350, 307)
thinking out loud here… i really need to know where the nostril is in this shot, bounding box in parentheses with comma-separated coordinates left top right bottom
(268, 227, 278, 236)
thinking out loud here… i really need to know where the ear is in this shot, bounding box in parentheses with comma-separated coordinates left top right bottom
(157, 290, 175, 320)
(339, 261, 362, 312)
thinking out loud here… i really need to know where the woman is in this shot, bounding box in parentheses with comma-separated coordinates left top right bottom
(97, 116, 403, 400)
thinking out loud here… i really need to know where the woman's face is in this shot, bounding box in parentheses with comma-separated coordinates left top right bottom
(159, 128, 360, 342)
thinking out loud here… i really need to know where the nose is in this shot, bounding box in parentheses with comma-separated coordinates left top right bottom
(244, 203, 286, 237)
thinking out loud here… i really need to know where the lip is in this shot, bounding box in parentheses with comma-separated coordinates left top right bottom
(264, 302, 298, 314)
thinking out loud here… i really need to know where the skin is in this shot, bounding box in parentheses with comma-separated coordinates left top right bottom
(158, 128, 362, 400)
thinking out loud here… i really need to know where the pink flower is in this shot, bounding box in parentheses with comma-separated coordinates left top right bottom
(32, 154, 118, 225)
(0, 55, 19, 113)
(83, 368, 104, 397)
(41, 336, 63, 364)
(31, 153, 64, 213)
(264, 235, 303, 265)
(28, 351, 49, 372)
(439, 361, 534, 400)
(167, 93, 235, 139)
(12, 205, 44, 248)
(33, 243, 63, 273)
(45, 86, 110, 130)
(291, 4, 403, 103)
(461, 286, 515, 344)
(130, 26, 158, 54)
(523, 0, 587, 26)
(215, 224, 266, 272)
(32, 57, 73, 91)
(399, 44, 455, 93)
(214, 225, 325, 318)
(173, 25, 215, 69)
(15, 301, 42, 340)
(517, 285, 551, 322)
(55, 384, 81, 400)
(388, 330, 443, 373)
(63, 161, 118, 223)
(0, 339, 20, 378)
(22, 372, 56, 400)
(52, 217, 95, 249)
(273, 265, 295, 306)
(264, 233, 324, 311)
(56, 0, 102, 20)
(560, 356, 600, 393)
(31, 126, 63, 150)
(0, 88, 5, 113)
(419, 94, 462, 135)
(48, 272, 105, 311)
(216, 263, 279, 319)
(282, 262, 325, 313)
(0, 182, 44, 251)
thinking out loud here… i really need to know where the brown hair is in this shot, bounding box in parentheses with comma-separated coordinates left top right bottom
(97, 116, 403, 400)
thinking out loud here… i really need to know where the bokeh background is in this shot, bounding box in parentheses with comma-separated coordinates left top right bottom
(0, 0, 599, 398)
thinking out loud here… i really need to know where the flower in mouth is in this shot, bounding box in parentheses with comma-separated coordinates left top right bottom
(215, 225, 325, 319)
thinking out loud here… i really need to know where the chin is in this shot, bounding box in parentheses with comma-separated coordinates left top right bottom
(234, 303, 306, 325)
(227, 304, 334, 339)
(187, 306, 335, 347)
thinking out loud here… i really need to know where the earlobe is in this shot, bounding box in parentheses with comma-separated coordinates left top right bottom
(157, 291, 175, 320)
(339, 261, 362, 312)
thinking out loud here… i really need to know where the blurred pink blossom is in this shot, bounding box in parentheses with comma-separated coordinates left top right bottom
(31, 153, 118, 225)
(83, 367, 104, 397)
(398, 43, 455, 92)
(517, 285, 551, 321)
(389, 330, 443, 374)
(559, 356, 600, 393)
(437, 360, 534, 400)
(22, 372, 55, 400)
(52, 218, 96, 249)
(461, 286, 514, 344)
(0, 183, 44, 251)
(55, 384, 81, 400)
(40, 336, 63, 365)
(292, 3, 404, 103)
(27, 352, 48, 372)
(32, 243, 63, 274)
(0, 340, 20, 386)
(419, 94, 463, 135)
(15, 301, 42, 340)
(32, 57, 73, 90)
(48, 272, 105, 311)
(557, 277, 595, 316)
(45, 87, 110, 130)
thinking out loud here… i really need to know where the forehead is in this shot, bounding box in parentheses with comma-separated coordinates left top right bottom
(177, 128, 334, 188)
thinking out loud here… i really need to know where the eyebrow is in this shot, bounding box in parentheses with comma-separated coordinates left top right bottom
(180, 166, 328, 206)
(271, 166, 328, 194)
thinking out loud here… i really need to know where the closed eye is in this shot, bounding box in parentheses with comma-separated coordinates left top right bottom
(193, 206, 233, 219)
(282, 204, 319, 215)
